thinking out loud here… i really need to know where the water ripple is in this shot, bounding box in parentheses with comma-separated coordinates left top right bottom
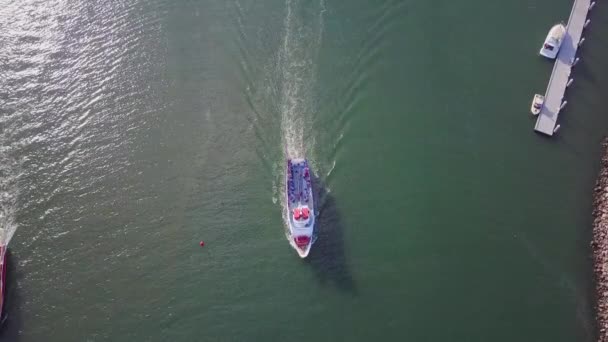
(0, 0, 169, 300)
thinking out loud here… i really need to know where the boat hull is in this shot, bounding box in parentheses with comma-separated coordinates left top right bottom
(285, 159, 315, 258)
(289, 239, 312, 258)
(540, 24, 566, 59)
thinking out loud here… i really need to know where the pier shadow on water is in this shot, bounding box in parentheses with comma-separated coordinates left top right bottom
(305, 176, 356, 294)
(0, 250, 23, 341)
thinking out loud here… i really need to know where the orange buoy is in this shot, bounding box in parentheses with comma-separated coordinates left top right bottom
(199, 241, 205, 247)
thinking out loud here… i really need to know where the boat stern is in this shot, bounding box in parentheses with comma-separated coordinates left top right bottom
(540, 45, 559, 59)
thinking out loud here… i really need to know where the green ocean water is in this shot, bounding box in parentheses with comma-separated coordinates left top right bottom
(1, 0, 608, 340)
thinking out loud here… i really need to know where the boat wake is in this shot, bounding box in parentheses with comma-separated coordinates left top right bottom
(278, 0, 325, 159)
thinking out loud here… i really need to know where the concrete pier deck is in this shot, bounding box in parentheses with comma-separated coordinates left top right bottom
(534, 0, 591, 136)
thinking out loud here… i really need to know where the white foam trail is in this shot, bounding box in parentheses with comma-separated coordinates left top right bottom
(278, 0, 325, 160)
(278, 0, 304, 159)
(326, 160, 336, 177)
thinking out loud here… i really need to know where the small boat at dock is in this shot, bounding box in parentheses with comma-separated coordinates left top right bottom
(540, 23, 566, 59)
(531, 94, 545, 115)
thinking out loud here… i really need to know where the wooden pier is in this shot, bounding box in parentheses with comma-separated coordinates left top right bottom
(534, 0, 594, 136)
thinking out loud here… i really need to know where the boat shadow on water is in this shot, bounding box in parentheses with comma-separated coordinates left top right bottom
(0, 250, 23, 341)
(305, 175, 356, 294)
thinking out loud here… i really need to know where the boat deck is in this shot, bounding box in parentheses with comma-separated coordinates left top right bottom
(286, 160, 313, 211)
(534, 0, 591, 136)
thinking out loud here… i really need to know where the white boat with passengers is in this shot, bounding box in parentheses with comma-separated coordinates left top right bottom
(285, 158, 315, 258)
